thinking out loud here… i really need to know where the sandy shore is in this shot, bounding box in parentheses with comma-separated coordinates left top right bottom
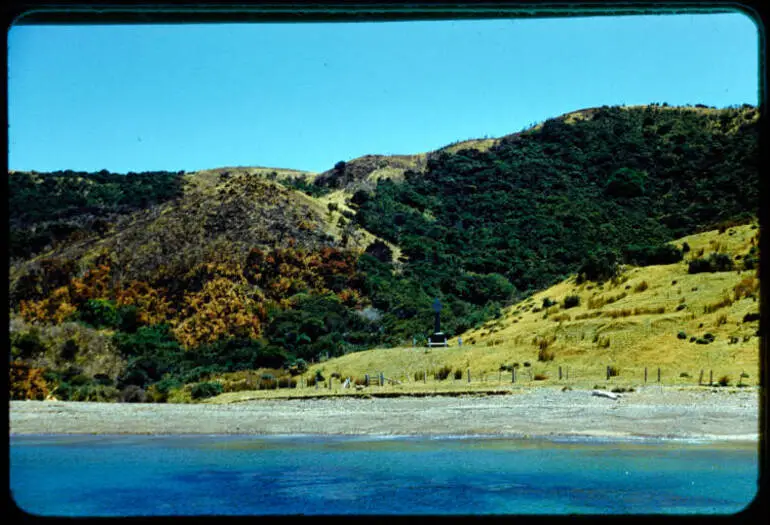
(9, 386, 759, 442)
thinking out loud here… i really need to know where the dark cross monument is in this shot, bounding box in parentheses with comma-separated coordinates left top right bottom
(428, 298, 448, 347)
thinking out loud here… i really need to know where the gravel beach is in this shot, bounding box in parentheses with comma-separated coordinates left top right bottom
(10, 386, 759, 441)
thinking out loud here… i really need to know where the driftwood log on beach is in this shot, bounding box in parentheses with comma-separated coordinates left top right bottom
(592, 390, 621, 400)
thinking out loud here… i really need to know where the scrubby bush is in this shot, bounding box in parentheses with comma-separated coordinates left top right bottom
(414, 370, 426, 381)
(743, 312, 760, 323)
(537, 348, 555, 362)
(679, 372, 691, 378)
(523, 361, 531, 368)
(435, 365, 452, 380)
(10, 329, 47, 360)
(542, 297, 556, 308)
(604, 167, 647, 198)
(120, 385, 146, 403)
(677, 331, 687, 340)
(608, 366, 620, 377)
(633, 281, 649, 293)
(623, 244, 683, 266)
(563, 295, 580, 309)
(533, 374, 548, 381)
(453, 369, 463, 380)
(717, 375, 730, 387)
(577, 249, 619, 283)
(70, 384, 120, 402)
(191, 381, 223, 400)
(688, 253, 734, 274)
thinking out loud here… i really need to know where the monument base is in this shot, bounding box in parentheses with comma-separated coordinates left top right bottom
(427, 332, 448, 347)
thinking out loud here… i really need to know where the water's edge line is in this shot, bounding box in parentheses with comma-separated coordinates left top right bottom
(10, 430, 759, 446)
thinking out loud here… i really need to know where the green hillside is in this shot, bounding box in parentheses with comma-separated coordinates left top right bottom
(8, 103, 760, 403)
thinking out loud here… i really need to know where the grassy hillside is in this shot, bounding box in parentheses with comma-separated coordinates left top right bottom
(298, 224, 760, 391)
(8, 104, 760, 403)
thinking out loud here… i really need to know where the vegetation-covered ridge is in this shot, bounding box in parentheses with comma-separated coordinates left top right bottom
(8, 103, 759, 403)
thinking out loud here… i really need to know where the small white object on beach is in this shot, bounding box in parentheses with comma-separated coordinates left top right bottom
(592, 390, 621, 400)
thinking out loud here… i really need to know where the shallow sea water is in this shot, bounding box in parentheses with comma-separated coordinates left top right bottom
(10, 434, 758, 515)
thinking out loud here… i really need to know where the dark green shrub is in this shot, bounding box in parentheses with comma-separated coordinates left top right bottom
(688, 253, 734, 274)
(608, 366, 620, 377)
(78, 299, 120, 328)
(288, 358, 309, 375)
(70, 374, 92, 387)
(563, 295, 580, 309)
(93, 373, 113, 386)
(703, 333, 716, 342)
(677, 331, 687, 339)
(10, 329, 47, 359)
(523, 361, 531, 367)
(60, 339, 79, 361)
(70, 384, 120, 402)
(120, 385, 146, 403)
(743, 312, 760, 323)
(605, 168, 647, 198)
(676, 304, 686, 311)
(679, 372, 690, 378)
(191, 381, 223, 400)
(453, 369, 463, 380)
(577, 249, 619, 283)
(542, 297, 556, 308)
(436, 365, 452, 380)
(623, 244, 683, 266)
(717, 375, 730, 387)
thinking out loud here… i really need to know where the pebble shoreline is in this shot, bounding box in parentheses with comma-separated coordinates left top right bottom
(10, 386, 759, 442)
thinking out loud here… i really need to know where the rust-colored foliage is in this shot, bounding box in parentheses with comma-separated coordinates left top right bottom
(244, 245, 363, 304)
(20, 285, 77, 324)
(172, 276, 263, 349)
(10, 361, 49, 400)
(116, 280, 174, 325)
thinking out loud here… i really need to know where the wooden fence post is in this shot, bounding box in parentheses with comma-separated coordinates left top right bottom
(365, 374, 369, 387)
(423, 369, 427, 384)
(566, 367, 569, 380)
(499, 370, 502, 383)
(380, 372, 384, 386)
(559, 366, 562, 380)
(709, 370, 713, 385)
(512, 368, 515, 384)
(467, 368, 471, 383)
(606, 366, 610, 381)
(328, 377, 332, 389)
(699, 370, 703, 386)
(657, 368, 661, 383)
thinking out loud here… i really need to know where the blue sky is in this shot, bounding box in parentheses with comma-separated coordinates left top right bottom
(8, 12, 760, 174)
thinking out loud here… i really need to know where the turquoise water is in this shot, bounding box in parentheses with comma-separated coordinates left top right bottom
(10, 434, 758, 515)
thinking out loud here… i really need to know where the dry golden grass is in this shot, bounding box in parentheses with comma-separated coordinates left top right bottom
(297, 224, 760, 390)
